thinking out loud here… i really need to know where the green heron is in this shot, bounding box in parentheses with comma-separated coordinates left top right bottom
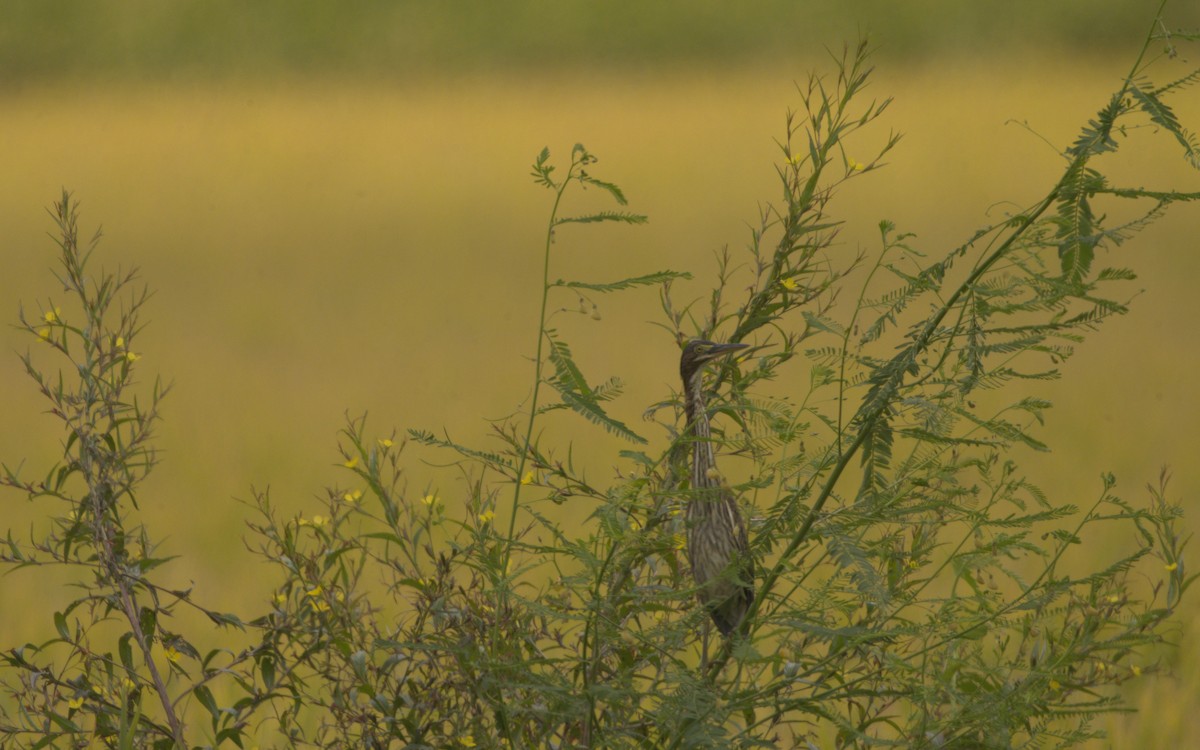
(680, 339, 754, 637)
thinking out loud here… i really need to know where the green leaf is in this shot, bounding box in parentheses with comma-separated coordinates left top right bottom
(546, 335, 646, 444)
(619, 450, 655, 468)
(45, 711, 82, 734)
(259, 653, 276, 690)
(118, 632, 135, 670)
(580, 175, 629, 205)
(554, 211, 648, 226)
(558, 389, 646, 444)
(802, 310, 845, 336)
(1130, 84, 1200, 169)
(138, 607, 157, 640)
(194, 684, 219, 719)
(553, 270, 690, 293)
(53, 611, 70, 641)
(203, 610, 246, 629)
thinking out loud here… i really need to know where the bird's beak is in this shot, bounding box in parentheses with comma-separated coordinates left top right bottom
(710, 342, 751, 358)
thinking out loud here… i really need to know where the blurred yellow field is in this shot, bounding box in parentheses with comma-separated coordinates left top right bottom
(0, 57, 1197, 745)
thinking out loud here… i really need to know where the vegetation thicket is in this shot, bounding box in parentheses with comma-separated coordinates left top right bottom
(2, 8, 1198, 750)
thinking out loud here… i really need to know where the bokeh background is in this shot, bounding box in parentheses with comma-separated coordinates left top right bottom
(1, 1, 1198, 745)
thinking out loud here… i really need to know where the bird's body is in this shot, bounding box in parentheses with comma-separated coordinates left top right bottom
(680, 340, 754, 637)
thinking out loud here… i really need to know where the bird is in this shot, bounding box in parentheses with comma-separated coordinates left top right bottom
(679, 339, 754, 637)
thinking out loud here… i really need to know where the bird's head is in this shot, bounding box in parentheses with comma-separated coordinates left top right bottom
(679, 339, 749, 382)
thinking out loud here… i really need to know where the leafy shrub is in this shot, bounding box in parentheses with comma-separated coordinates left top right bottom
(2, 14, 1198, 750)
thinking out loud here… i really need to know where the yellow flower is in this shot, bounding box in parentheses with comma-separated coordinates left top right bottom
(123, 677, 137, 691)
(311, 515, 327, 528)
(1165, 561, 1178, 572)
(780, 277, 799, 291)
(68, 696, 85, 710)
(479, 510, 495, 524)
(164, 646, 180, 663)
(274, 591, 287, 606)
(461, 736, 477, 748)
(311, 599, 330, 613)
(1131, 664, 1142, 677)
(1048, 679, 1061, 690)
(37, 327, 52, 340)
(521, 471, 536, 485)
(116, 336, 125, 348)
(306, 585, 323, 598)
(421, 494, 438, 508)
(847, 156, 867, 172)
(335, 590, 345, 603)
(343, 456, 359, 469)
(125, 351, 141, 362)
(44, 308, 61, 324)
(787, 152, 803, 166)
(1106, 594, 1120, 604)
(343, 489, 363, 504)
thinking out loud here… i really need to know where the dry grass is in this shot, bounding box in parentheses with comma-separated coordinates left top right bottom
(0, 57, 1197, 745)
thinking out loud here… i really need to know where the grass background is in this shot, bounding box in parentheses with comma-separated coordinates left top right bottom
(1, 2, 1198, 745)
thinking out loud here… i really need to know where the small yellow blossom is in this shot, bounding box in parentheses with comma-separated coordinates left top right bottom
(311, 599, 330, 613)
(164, 646, 180, 663)
(125, 351, 141, 362)
(787, 152, 803, 166)
(1131, 664, 1142, 677)
(421, 494, 438, 508)
(343, 489, 363, 504)
(1165, 561, 1178, 572)
(274, 591, 287, 606)
(37, 327, 52, 340)
(1106, 594, 1120, 604)
(479, 510, 495, 524)
(378, 438, 394, 448)
(1048, 679, 1061, 690)
(123, 677, 137, 691)
(44, 308, 61, 324)
(68, 696, 85, 710)
(343, 456, 359, 469)
(461, 736, 477, 748)
(116, 336, 125, 348)
(628, 514, 643, 531)
(521, 471, 536, 485)
(311, 515, 327, 528)
(335, 590, 345, 603)
(780, 277, 799, 291)
(306, 585, 323, 599)
(847, 156, 867, 172)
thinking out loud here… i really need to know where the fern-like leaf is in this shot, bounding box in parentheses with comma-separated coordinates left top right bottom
(554, 270, 690, 293)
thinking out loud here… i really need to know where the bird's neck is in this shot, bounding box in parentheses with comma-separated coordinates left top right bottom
(685, 371, 720, 490)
